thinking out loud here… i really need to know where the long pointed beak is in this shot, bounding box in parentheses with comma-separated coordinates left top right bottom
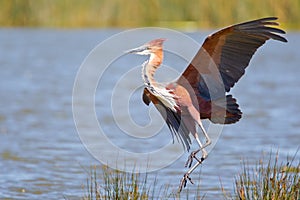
(125, 45, 147, 54)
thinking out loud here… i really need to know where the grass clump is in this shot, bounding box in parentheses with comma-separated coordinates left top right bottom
(82, 151, 299, 199)
(82, 165, 154, 200)
(82, 165, 205, 200)
(232, 152, 299, 200)
(82, 165, 183, 200)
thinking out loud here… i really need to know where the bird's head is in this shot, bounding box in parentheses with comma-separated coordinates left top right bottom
(126, 38, 166, 55)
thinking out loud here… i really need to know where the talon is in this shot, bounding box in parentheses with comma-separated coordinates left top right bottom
(187, 175, 194, 184)
(185, 154, 193, 168)
(183, 177, 187, 188)
(185, 150, 199, 168)
(178, 179, 185, 192)
(178, 173, 194, 192)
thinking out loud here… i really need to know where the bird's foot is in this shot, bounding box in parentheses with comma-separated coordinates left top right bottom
(185, 150, 200, 168)
(178, 173, 194, 193)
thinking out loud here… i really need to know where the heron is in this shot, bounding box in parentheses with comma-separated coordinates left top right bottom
(126, 17, 287, 192)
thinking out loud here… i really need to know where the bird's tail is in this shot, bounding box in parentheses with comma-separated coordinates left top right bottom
(208, 95, 242, 124)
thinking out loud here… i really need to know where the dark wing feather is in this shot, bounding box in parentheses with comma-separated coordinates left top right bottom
(178, 17, 287, 99)
(142, 88, 192, 151)
(154, 102, 192, 151)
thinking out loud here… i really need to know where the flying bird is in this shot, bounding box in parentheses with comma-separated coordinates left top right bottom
(126, 17, 287, 192)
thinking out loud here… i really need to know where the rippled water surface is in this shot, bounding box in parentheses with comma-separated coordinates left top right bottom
(0, 29, 299, 199)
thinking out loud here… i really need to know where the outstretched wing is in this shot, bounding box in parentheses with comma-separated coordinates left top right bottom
(177, 17, 287, 100)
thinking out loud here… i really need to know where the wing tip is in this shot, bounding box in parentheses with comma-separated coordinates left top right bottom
(237, 16, 288, 43)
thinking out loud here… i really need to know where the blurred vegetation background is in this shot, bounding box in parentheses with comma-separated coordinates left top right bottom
(1, 0, 299, 30)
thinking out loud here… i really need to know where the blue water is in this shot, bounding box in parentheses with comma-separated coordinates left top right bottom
(0, 29, 299, 199)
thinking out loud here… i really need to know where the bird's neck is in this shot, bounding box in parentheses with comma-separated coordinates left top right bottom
(142, 51, 178, 111)
(142, 52, 163, 88)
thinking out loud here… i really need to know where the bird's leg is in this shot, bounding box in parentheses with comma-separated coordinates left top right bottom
(185, 135, 206, 168)
(179, 120, 212, 192)
(179, 153, 205, 192)
(179, 131, 209, 192)
(198, 120, 212, 149)
(185, 121, 211, 168)
(184, 106, 211, 168)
